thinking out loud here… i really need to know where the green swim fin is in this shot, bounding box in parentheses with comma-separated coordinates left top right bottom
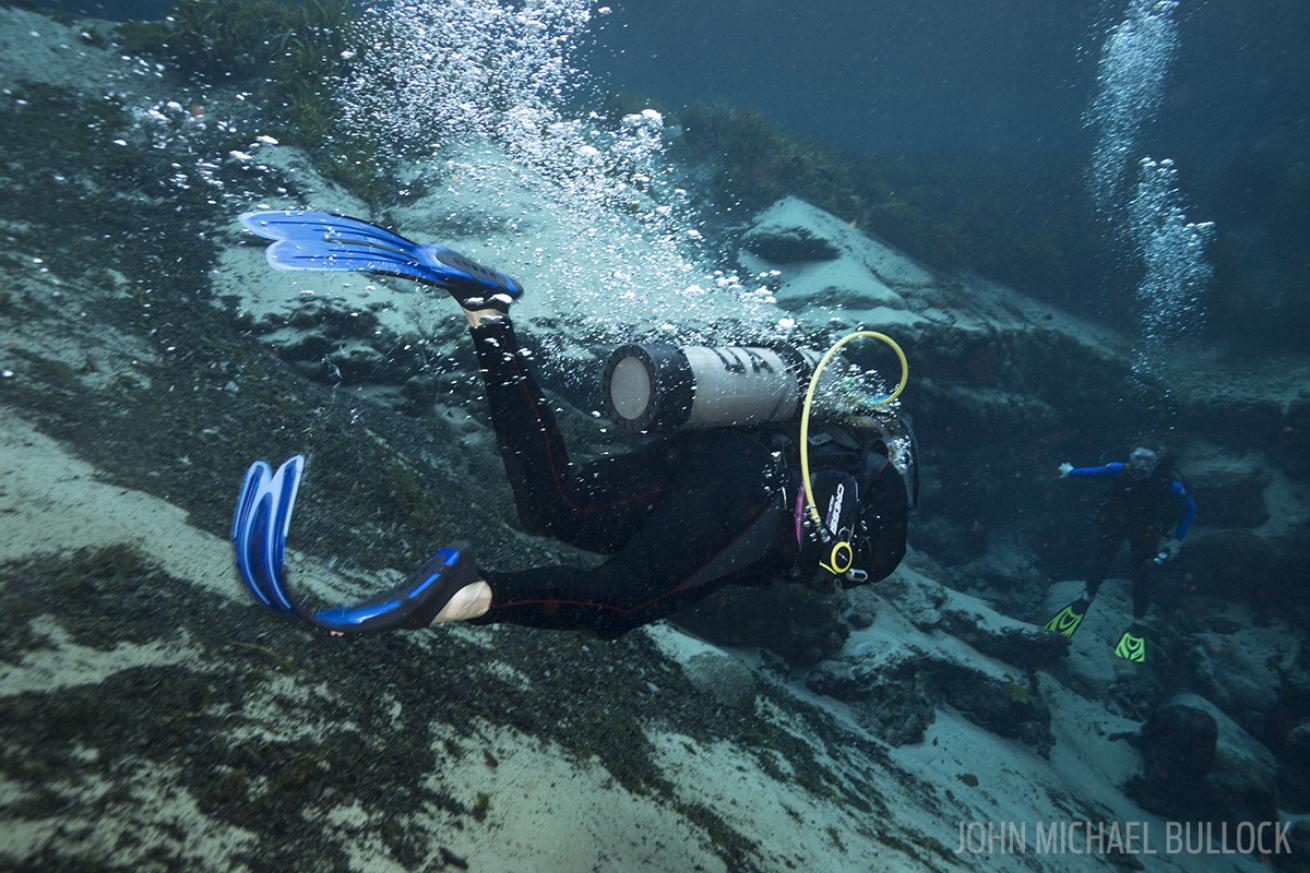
(1044, 598, 1090, 638)
(1114, 625, 1147, 663)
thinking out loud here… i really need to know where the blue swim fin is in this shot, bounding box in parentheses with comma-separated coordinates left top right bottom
(231, 455, 480, 634)
(239, 210, 524, 311)
(231, 455, 305, 618)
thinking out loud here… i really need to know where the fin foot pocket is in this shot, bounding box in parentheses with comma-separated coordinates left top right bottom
(313, 544, 479, 632)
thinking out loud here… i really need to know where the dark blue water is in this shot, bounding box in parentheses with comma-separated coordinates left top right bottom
(586, 0, 1310, 350)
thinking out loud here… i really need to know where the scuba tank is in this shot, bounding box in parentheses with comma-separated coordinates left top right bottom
(601, 339, 918, 506)
(602, 343, 820, 433)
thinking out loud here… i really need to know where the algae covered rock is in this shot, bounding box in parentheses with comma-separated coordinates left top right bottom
(1128, 694, 1279, 829)
(742, 220, 840, 263)
(682, 651, 758, 713)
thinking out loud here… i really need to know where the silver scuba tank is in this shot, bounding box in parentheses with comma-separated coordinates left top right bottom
(601, 343, 821, 433)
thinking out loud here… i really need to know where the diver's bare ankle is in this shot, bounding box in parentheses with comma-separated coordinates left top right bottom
(433, 580, 493, 623)
(464, 308, 507, 329)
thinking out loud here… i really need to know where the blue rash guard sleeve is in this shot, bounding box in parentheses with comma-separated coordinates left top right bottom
(1067, 462, 1125, 479)
(1169, 480, 1198, 540)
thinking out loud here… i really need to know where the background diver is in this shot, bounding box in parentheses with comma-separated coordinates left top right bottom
(1044, 445, 1198, 663)
(231, 211, 915, 640)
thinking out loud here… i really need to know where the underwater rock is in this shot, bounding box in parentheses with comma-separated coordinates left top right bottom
(287, 304, 320, 329)
(1277, 392, 1310, 476)
(289, 298, 383, 339)
(1276, 824, 1310, 873)
(1205, 738, 1280, 828)
(943, 670, 1054, 755)
(326, 343, 389, 383)
(741, 221, 840, 263)
(1178, 449, 1273, 528)
(901, 548, 953, 586)
(858, 683, 936, 747)
(807, 640, 1054, 753)
(1280, 721, 1310, 812)
(937, 611, 1070, 671)
(905, 516, 968, 567)
(1178, 392, 1285, 450)
(1183, 624, 1297, 742)
(264, 306, 432, 389)
(682, 651, 757, 713)
(1129, 694, 1279, 828)
(875, 573, 945, 631)
(844, 588, 878, 629)
(738, 196, 923, 312)
(880, 569, 1067, 671)
(806, 647, 936, 746)
(804, 651, 872, 699)
(1135, 701, 1218, 786)
(401, 372, 443, 411)
(1182, 529, 1300, 604)
(276, 331, 333, 364)
(671, 584, 848, 665)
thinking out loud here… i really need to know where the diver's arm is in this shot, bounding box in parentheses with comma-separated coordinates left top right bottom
(1153, 480, 1197, 564)
(1168, 479, 1198, 541)
(1062, 462, 1125, 479)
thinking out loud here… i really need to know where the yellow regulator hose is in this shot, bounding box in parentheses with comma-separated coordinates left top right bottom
(799, 330, 909, 533)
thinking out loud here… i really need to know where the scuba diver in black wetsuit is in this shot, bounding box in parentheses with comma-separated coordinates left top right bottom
(1043, 445, 1198, 663)
(448, 311, 846, 638)
(231, 212, 914, 639)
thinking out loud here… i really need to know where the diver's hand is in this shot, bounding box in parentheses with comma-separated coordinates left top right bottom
(1058, 462, 1074, 478)
(1153, 538, 1181, 565)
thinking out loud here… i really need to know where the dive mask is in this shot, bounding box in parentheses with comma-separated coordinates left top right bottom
(1128, 447, 1160, 478)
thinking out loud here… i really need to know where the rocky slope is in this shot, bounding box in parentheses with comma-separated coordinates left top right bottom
(1, 5, 1307, 872)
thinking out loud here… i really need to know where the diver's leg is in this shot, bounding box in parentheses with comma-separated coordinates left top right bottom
(1047, 528, 1118, 636)
(469, 432, 782, 638)
(1128, 533, 1156, 619)
(1110, 535, 1156, 661)
(1083, 526, 1125, 601)
(464, 309, 672, 552)
(1130, 577, 1151, 621)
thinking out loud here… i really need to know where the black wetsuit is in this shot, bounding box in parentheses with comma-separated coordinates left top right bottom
(1070, 463, 1197, 620)
(466, 319, 794, 639)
